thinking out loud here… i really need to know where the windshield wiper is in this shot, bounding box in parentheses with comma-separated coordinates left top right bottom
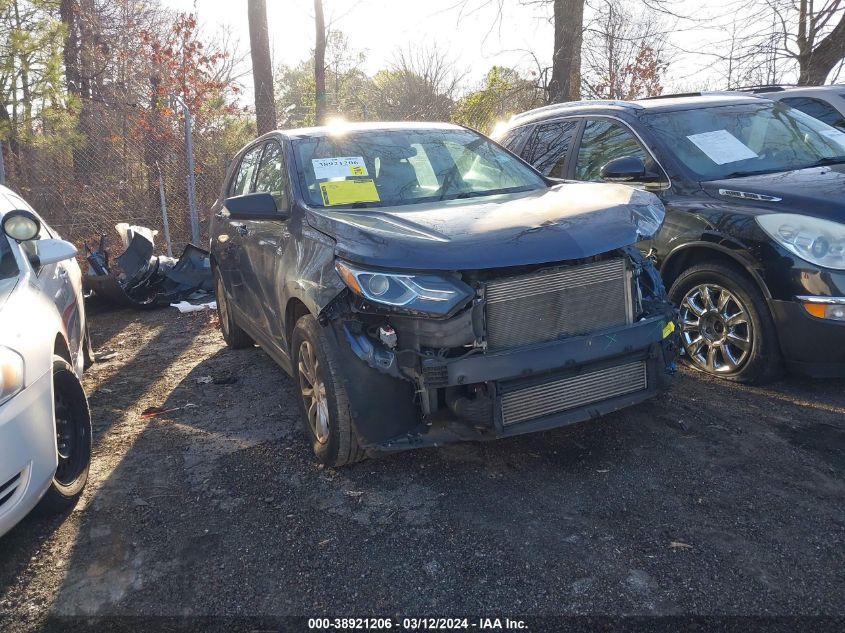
(719, 168, 784, 179)
(806, 156, 845, 167)
(451, 187, 532, 200)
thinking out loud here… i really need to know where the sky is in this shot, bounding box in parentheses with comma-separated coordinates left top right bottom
(160, 0, 761, 97)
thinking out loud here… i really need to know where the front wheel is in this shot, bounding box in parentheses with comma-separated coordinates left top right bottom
(669, 262, 781, 384)
(291, 315, 366, 466)
(36, 357, 92, 515)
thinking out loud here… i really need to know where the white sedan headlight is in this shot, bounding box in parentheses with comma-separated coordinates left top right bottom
(0, 346, 25, 406)
(756, 213, 845, 270)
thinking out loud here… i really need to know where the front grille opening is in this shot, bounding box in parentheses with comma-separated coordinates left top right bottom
(500, 361, 647, 426)
(0, 472, 22, 508)
(484, 258, 632, 351)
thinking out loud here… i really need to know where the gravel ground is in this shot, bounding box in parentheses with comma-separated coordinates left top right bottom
(0, 303, 843, 630)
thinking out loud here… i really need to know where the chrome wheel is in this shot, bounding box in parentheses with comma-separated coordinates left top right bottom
(297, 340, 329, 444)
(679, 283, 752, 374)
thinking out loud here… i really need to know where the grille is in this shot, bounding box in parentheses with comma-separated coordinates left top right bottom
(484, 259, 631, 350)
(0, 471, 22, 509)
(500, 361, 647, 426)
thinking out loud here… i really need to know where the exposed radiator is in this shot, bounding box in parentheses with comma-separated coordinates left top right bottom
(484, 258, 631, 351)
(500, 361, 647, 426)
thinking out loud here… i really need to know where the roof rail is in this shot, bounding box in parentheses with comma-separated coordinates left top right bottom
(509, 99, 641, 123)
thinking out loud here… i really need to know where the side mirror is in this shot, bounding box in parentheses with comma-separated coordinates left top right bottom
(225, 192, 290, 220)
(34, 239, 78, 266)
(600, 156, 648, 182)
(2, 209, 41, 241)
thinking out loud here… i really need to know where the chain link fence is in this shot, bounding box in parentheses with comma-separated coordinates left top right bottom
(1, 97, 253, 258)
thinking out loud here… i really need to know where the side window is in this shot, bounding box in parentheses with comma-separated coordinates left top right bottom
(575, 120, 649, 182)
(522, 120, 577, 178)
(499, 125, 532, 155)
(780, 97, 845, 132)
(0, 233, 19, 280)
(253, 141, 288, 209)
(231, 145, 263, 196)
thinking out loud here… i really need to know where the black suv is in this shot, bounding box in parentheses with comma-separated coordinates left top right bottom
(496, 95, 845, 382)
(210, 122, 678, 465)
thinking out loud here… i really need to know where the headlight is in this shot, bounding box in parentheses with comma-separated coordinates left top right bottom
(628, 190, 665, 239)
(335, 260, 473, 317)
(0, 346, 25, 406)
(757, 214, 845, 270)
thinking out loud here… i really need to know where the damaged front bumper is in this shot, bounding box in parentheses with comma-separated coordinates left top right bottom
(367, 314, 677, 452)
(322, 250, 679, 454)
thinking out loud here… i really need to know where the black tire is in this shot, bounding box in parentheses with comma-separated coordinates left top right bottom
(82, 323, 95, 370)
(669, 262, 782, 384)
(291, 314, 366, 466)
(36, 357, 92, 515)
(215, 270, 254, 349)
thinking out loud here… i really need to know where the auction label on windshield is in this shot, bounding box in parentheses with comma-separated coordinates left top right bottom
(313, 156, 369, 179)
(686, 130, 758, 165)
(320, 179, 381, 206)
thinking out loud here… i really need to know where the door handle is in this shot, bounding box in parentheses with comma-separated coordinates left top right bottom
(235, 223, 249, 237)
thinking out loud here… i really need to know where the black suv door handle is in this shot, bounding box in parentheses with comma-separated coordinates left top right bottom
(234, 223, 249, 237)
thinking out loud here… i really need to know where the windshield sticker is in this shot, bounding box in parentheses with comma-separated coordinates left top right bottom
(312, 156, 368, 180)
(686, 130, 758, 165)
(319, 179, 380, 206)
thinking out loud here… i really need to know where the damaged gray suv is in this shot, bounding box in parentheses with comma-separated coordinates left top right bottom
(210, 122, 679, 465)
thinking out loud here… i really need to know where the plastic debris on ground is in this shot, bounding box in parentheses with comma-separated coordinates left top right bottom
(170, 300, 217, 313)
(83, 224, 213, 309)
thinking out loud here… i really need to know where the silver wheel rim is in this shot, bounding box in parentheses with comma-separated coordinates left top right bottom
(679, 283, 752, 374)
(298, 340, 329, 444)
(216, 277, 230, 338)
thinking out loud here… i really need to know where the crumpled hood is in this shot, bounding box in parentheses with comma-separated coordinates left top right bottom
(306, 182, 664, 270)
(701, 164, 845, 222)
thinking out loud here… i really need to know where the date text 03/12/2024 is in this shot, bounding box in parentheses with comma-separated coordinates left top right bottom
(307, 618, 529, 630)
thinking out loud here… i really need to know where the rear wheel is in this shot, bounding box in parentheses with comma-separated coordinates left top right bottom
(292, 315, 366, 466)
(36, 357, 92, 515)
(215, 271, 254, 349)
(669, 262, 781, 384)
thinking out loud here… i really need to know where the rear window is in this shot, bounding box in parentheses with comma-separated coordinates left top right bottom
(0, 233, 19, 281)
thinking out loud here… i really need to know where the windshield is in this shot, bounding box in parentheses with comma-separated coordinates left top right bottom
(641, 102, 845, 180)
(291, 127, 546, 208)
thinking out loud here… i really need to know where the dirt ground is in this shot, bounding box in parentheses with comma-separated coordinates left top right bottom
(0, 302, 843, 630)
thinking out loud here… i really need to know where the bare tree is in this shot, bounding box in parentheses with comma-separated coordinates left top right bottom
(314, 0, 327, 124)
(581, 0, 670, 99)
(549, 0, 585, 102)
(461, 0, 585, 102)
(248, 0, 276, 134)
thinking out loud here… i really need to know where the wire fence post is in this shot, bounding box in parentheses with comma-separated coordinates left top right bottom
(156, 163, 173, 257)
(173, 95, 200, 245)
(0, 140, 6, 186)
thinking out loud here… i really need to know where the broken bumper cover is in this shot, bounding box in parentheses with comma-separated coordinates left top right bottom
(367, 315, 678, 452)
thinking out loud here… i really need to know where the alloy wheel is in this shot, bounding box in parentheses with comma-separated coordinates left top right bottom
(298, 340, 330, 444)
(679, 283, 753, 374)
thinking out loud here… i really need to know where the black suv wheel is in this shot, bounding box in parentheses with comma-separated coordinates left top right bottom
(669, 263, 782, 384)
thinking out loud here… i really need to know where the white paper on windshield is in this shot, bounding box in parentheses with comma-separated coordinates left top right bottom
(820, 128, 845, 147)
(312, 156, 368, 180)
(686, 130, 758, 165)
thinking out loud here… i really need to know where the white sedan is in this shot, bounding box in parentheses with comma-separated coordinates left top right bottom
(0, 185, 92, 538)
